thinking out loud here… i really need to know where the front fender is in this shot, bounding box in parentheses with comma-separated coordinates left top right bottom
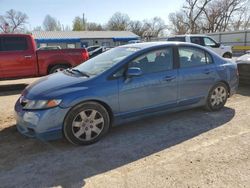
(59, 80, 119, 114)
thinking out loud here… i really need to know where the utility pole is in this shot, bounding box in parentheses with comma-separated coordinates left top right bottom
(83, 13, 87, 31)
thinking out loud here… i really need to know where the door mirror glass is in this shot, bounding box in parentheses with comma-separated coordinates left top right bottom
(126, 67, 142, 77)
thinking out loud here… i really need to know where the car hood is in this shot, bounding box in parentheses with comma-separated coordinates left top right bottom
(220, 44, 232, 51)
(23, 72, 90, 99)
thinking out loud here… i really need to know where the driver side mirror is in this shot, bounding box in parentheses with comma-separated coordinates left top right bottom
(126, 67, 142, 78)
(211, 42, 220, 48)
(215, 42, 221, 48)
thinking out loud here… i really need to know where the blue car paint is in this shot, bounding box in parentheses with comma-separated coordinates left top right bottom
(15, 42, 239, 141)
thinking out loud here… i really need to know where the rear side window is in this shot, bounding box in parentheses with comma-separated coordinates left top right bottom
(167, 37, 185, 42)
(190, 37, 203, 46)
(178, 47, 213, 68)
(1, 37, 28, 51)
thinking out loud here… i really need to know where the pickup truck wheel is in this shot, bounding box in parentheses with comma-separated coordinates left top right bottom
(223, 53, 232, 58)
(63, 102, 110, 145)
(49, 65, 69, 74)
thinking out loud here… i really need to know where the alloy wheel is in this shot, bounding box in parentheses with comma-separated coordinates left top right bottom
(210, 86, 227, 107)
(72, 109, 104, 141)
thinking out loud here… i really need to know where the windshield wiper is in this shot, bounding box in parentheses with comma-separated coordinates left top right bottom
(71, 69, 90, 77)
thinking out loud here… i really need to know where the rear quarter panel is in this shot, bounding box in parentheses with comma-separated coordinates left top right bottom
(213, 55, 238, 95)
(36, 49, 88, 75)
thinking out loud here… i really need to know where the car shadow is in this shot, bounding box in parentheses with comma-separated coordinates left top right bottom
(0, 84, 27, 96)
(0, 107, 235, 187)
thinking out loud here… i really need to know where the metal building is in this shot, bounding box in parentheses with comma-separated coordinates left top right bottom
(32, 31, 140, 49)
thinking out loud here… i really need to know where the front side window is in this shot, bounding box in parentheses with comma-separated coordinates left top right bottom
(1, 37, 28, 51)
(178, 47, 212, 68)
(204, 37, 217, 47)
(129, 48, 173, 74)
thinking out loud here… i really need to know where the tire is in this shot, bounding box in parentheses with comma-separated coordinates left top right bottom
(205, 83, 228, 111)
(63, 102, 110, 145)
(223, 53, 232, 59)
(49, 65, 69, 74)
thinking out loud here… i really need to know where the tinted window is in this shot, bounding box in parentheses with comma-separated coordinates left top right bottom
(178, 47, 212, 68)
(167, 37, 185, 42)
(1, 37, 28, 51)
(0, 39, 2, 51)
(190, 37, 203, 46)
(129, 48, 173, 74)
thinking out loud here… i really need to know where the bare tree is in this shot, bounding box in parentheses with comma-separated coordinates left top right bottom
(168, 0, 249, 34)
(202, 0, 248, 32)
(143, 17, 166, 37)
(43, 15, 61, 31)
(183, 0, 212, 33)
(107, 12, 130, 31)
(168, 12, 189, 34)
(128, 20, 147, 36)
(87, 22, 103, 31)
(0, 9, 28, 33)
(33, 26, 43, 31)
(63, 25, 72, 31)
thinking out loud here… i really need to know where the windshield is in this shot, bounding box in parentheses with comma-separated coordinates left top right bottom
(75, 46, 140, 76)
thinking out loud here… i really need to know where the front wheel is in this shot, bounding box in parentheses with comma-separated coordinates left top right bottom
(223, 53, 232, 59)
(205, 83, 228, 111)
(63, 102, 110, 145)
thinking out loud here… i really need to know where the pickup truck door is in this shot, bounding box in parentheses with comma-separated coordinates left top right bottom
(0, 36, 37, 79)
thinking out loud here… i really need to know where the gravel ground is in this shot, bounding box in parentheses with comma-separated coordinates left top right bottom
(0, 78, 250, 188)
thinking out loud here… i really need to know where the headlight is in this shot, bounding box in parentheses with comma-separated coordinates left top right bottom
(22, 99, 62, 110)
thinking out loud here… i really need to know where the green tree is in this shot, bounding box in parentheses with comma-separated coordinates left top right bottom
(72, 16, 86, 31)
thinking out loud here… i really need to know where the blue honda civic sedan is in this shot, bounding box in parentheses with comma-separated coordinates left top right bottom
(15, 42, 239, 145)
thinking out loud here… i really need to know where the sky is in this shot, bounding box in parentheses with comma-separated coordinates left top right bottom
(0, 0, 183, 30)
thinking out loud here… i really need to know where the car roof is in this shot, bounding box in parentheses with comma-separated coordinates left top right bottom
(120, 41, 204, 49)
(168, 34, 208, 38)
(0, 33, 32, 37)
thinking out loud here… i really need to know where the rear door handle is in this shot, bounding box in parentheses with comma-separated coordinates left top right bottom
(24, 55, 32, 59)
(203, 69, 212, 74)
(163, 75, 176, 82)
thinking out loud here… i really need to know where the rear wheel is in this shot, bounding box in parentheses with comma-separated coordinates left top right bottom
(49, 65, 69, 74)
(205, 83, 228, 111)
(63, 102, 110, 145)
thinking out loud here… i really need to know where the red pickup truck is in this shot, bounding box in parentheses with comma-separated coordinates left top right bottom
(0, 34, 89, 79)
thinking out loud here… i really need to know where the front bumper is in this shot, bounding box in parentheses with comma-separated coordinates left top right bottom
(15, 100, 70, 141)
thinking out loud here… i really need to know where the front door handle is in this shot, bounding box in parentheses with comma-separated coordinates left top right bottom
(163, 75, 176, 82)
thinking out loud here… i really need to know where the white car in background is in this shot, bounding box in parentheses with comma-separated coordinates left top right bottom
(167, 35, 232, 58)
